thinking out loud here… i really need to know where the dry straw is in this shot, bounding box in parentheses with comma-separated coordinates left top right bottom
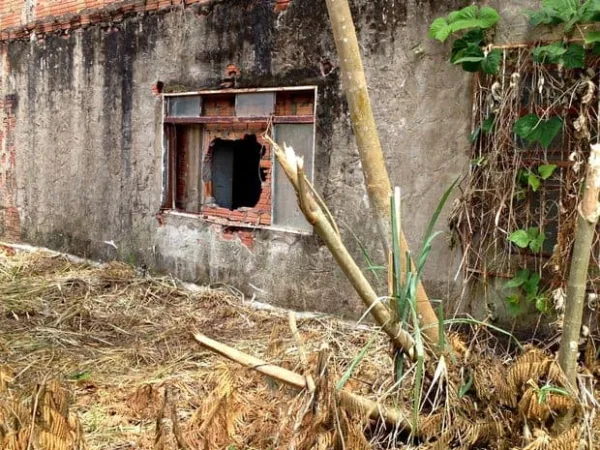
(0, 246, 598, 449)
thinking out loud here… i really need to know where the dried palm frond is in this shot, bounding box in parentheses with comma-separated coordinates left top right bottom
(0, 380, 84, 450)
(127, 384, 162, 420)
(184, 365, 243, 449)
(547, 425, 583, 450)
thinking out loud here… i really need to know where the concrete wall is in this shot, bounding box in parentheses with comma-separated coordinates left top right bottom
(0, 0, 537, 318)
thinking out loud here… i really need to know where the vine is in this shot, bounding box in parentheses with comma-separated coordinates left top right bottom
(430, 1, 600, 316)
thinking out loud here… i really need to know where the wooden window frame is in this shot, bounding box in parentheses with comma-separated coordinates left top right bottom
(160, 86, 318, 234)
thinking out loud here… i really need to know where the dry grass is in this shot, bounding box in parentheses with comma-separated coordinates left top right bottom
(1, 245, 599, 449)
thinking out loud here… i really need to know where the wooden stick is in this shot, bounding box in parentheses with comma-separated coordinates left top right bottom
(193, 332, 412, 431)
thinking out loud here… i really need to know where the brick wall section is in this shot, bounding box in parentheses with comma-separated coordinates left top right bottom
(0, 0, 292, 40)
(0, 45, 20, 241)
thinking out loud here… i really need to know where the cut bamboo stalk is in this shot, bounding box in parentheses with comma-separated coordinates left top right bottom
(193, 332, 412, 431)
(264, 136, 415, 358)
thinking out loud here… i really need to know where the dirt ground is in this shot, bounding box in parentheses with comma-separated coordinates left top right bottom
(1, 245, 599, 450)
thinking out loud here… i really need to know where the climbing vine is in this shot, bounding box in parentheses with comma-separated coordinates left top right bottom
(430, 1, 600, 316)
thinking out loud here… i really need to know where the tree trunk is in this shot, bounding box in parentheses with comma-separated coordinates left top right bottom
(324, 0, 441, 348)
(558, 145, 600, 390)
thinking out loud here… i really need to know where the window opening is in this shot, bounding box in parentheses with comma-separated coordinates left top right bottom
(206, 135, 263, 210)
(161, 87, 317, 232)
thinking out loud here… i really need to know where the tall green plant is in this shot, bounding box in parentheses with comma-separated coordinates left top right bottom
(390, 178, 459, 431)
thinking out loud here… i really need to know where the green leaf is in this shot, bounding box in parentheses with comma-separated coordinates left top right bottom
(481, 49, 502, 74)
(459, 372, 474, 398)
(580, 0, 600, 21)
(448, 6, 500, 33)
(532, 42, 566, 64)
(594, 42, 600, 55)
(506, 294, 524, 316)
(528, 173, 541, 191)
(529, 231, 546, 253)
(507, 269, 531, 288)
(479, 7, 501, 28)
(508, 229, 531, 248)
(538, 164, 557, 179)
(563, 43, 586, 68)
(526, 9, 563, 26)
(471, 156, 487, 166)
(523, 272, 541, 296)
(448, 5, 478, 23)
(538, 116, 563, 148)
(543, 0, 579, 22)
(429, 17, 452, 42)
(514, 114, 541, 140)
(451, 29, 485, 60)
(514, 114, 563, 149)
(527, 227, 540, 239)
(584, 31, 600, 44)
(68, 370, 92, 381)
(336, 334, 377, 390)
(451, 40, 485, 71)
(470, 126, 481, 143)
(482, 115, 495, 133)
(535, 295, 552, 314)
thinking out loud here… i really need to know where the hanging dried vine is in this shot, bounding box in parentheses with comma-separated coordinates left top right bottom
(449, 47, 600, 314)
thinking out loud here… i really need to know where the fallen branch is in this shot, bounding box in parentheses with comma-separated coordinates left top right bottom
(264, 135, 416, 359)
(193, 332, 412, 432)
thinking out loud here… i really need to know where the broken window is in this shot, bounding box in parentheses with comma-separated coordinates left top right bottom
(162, 88, 317, 233)
(209, 135, 263, 210)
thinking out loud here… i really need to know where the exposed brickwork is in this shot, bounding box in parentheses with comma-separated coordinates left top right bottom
(274, 0, 291, 12)
(0, 45, 20, 241)
(201, 124, 272, 228)
(0, 0, 292, 41)
(275, 91, 315, 116)
(0, 0, 201, 40)
(221, 227, 254, 249)
(202, 94, 236, 117)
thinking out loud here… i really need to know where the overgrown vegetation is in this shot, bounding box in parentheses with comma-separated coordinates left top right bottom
(429, 0, 600, 438)
(435, 1, 600, 319)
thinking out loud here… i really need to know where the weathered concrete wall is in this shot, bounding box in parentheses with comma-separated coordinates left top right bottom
(0, 0, 537, 317)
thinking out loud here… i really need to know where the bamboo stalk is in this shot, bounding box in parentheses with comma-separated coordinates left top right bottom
(324, 0, 442, 348)
(265, 136, 415, 358)
(558, 144, 600, 390)
(193, 332, 412, 431)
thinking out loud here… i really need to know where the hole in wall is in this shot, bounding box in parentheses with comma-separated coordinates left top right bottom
(211, 134, 263, 210)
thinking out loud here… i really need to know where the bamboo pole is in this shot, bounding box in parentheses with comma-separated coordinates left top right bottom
(558, 144, 600, 389)
(193, 332, 412, 431)
(265, 136, 415, 357)
(324, 0, 441, 348)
